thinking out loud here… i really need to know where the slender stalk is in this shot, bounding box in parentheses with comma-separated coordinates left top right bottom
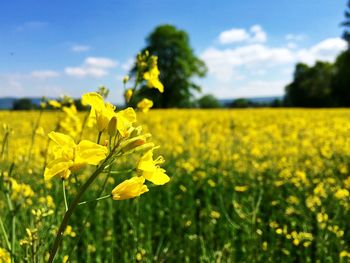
(62, 180, 68, 212)
(78, 112, 90, 141)
(48, 157, 111, 263)
(78, 194, 111, 206)
(127, 75, 140, 107)
(5, 192, 15, 262)
(97, 131, 102, 144)
(1, 131, 9, 160)
(28, 109, 43, 163)
(0, 216, 11, 250)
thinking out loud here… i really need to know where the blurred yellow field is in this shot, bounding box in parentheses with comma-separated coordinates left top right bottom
(1, 108, 350, 262)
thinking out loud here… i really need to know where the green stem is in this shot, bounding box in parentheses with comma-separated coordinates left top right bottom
(5, 192, 15, 262)
(78, 194, 112, 206)
(0, 216, 11, 250)
(97, 131, 102, 144)
(48, 156, 113, 263)
(127, 76, 140, 107)
(28, 109, 43, 163)
(62, 180, 68, 212)
(78, 112, 90, 141)
(1, 131, 9, 161)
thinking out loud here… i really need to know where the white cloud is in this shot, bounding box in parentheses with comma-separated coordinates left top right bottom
(201, 45, 294, 81)
(31, 70, 59, 79)
(219, 29, 250, 44)
(297, 38, 347, 65)
(85, 57, 117, 68)
(65, 67, 107, 78)
(202, 37, 346, 82)
(71, 45, 90, 52)
(65, 57, 118, 78)
(250, 25, 267, 43)
(218, 25, 267, 44)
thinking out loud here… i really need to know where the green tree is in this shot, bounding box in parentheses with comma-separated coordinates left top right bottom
(331, 1, 350, 106)
(12, 98, 37, 110)
(342, 0, 350, 47)
(284, 62, 334, 107)
(133, 25, 207, 108)
(197, 94, 221, 108)
(230, 98, 251, 108)
(332, 51, 350, 106)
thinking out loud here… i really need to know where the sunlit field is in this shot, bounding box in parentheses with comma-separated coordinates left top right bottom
(1, 108, 350, 262)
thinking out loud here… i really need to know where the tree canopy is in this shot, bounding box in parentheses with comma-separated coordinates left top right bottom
(284, 1, 350, 107)
(132, 24, 207, 108)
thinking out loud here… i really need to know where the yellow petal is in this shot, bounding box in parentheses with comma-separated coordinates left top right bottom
(48, 132, 76, 148)
(144, 167, 170, 185)
(112, 176, 149, 200)
(81, 92, 105, 110)
(44, 158, 73, 180)
(116, 108, 137, 137)
(76, 140, 108, 165)
(152, 79, 164, 93)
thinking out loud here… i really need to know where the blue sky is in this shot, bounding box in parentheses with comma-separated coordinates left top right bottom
(0, 0, 347, 102)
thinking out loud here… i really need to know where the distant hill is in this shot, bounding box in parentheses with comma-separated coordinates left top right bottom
(219, 96, 283, 106)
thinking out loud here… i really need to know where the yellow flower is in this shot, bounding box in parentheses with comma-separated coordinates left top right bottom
(48, 100, 61, 109)
(137, 98, 153, 113)
(115, 107, 137, 137)
(64, 225, 76, 237)
(82, 92, 116, 132)
(44, 132, 108, 180)
(0, 247, 10, 263)
(62, 255, 69, 263)
(124, 89, 133, 103)
(210, 210, 221, 219)
(112, 176, 149, 200)
(137, 150, 170, 185)
(234, 185, 248, 192)
(335, 188, 349, 200)
(143, 60, 164, 93)
(82, 92, 136, 137)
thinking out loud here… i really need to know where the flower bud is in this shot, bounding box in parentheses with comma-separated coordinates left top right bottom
(108, 116, 117, 137)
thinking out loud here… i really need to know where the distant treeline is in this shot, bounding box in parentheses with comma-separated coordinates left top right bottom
(285, 51, 350, 107)
(10, 98, 88, 111)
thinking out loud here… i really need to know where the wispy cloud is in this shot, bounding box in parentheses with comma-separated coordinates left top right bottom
(85, 57, 117, 68)
(285, 34, 306, 42)
(201, 25, 347, 98)
(218, 25, 267, 44)
(31, 70, 60, 79)
(15, 21, 48, 32)
(65, 57, 118, 78)
(71, 45, 91, 52)
(203, 32, 346, 83)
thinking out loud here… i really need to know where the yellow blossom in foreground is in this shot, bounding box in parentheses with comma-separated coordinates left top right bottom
(112, 176, 149, 200)
(137, 98, 153, 112)
(137, 150, 170, 185)
(82, 92, 137, 137)
(82, 92, 115, 132)
(44, 132, 108, 180)
(0, 247, 10, 263)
